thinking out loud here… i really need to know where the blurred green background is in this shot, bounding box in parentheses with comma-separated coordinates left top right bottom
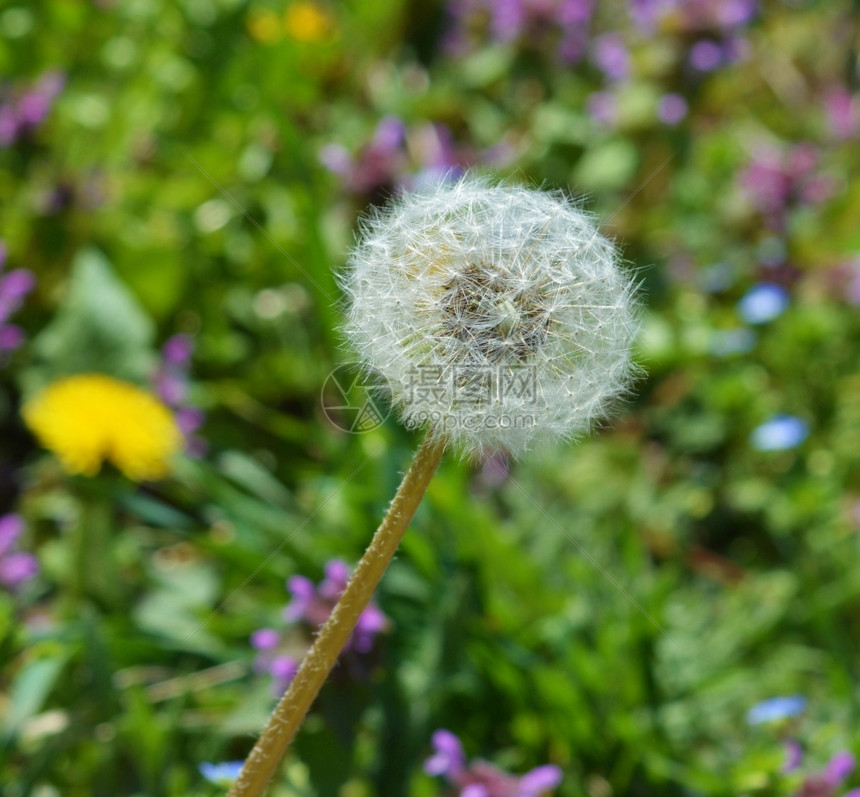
(1, 0, 859, 795)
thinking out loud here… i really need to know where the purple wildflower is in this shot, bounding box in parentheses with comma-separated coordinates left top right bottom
(444, 0, 594, 64)
(657, 93, 688, 125)
(629, 0, 677, 32)
(0, 106, 17, 147)
(715, 0, 757, 27)
(407, 123, 469, 189)
(269, 655, 299, 694)
(425, 729, 562, 797)
(251, 559, 388, 694)
(740, 152, 792, 216)
(318, 143, 352, 175)
(631, 0, 755, 34)
(321, 118, 476, 197)
(0, 514, 39, 590)
(319, 116, 407, 196)
(489, 0, 526, 42)
(784, 740, 804, 773)
(824, 88, 859, 141)
(739, 144, 834, 227)
(163, 333, 193, 366)
(0, 326, 25, 351)
(0, 243, 36, 357)
(175, 405, 202, 433)
(586, 91, 618, 126)
(630, 0, 754, 76)
(592, 33, 630, 82)
(250, 628, 280, 651)
(826, 752, 856, 786)
(425, 730, 467, 778)
(679, 0, 756, 32)
(792, 751, 857, 797)
(0, 71, 65, 148)
(250, 629, 300, 694)
(152, 334, 206, 456)
(721, 34, 750, 64)
(689, 39, 725, 71)
(285, 559, 388, 653)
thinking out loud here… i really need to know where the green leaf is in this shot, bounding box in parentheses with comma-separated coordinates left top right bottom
(216, 450, 294, 509)
(26, 247, 156, 391)
(573, 139, 639, 192)
(3, 655, 67, 741)
(133, 563, 222, 651)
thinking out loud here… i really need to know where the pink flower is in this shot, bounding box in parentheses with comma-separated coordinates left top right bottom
(657, 93, 688, 125)
(0, 515, 39, 590)
(152, 334, 206, 456)
(592, 33, 630, 82)
(284, 559, 388, 653)
(824, 87, 859, 140)
(425, 729, 562, 797)
(443, 0, 594, 64)
(0, 242, 35, 357)
(739, 143, 835, 227)
(0, 71, 65, 148)
(252, 560, 389, 694)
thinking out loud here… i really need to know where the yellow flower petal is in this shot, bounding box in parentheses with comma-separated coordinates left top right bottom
(248, 9, 283, 43)
(284, 2, 332, 43)
(23, 374, 183, 481)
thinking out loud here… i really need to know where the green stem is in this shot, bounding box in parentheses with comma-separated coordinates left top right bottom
(72, 487, 115, 603)
(228, 433, 447, 797)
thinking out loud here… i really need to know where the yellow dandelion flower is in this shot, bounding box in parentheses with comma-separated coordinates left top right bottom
(284, 2, 332, 43)
(22, 373, 183, 481)
(248, 8, 283, 43)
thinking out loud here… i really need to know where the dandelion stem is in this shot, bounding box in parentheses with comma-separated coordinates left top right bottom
(228, 433, 447, 797)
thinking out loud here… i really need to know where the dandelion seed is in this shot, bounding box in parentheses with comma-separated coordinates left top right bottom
(342, 174, 639, 457)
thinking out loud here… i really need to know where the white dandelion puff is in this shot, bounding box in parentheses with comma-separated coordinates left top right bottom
(233, 175, 641, 797)
(341, 174, 640, 458)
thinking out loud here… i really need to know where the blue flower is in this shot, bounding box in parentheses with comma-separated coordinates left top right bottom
(750, 416, 809, 451)
(746, 695, 807, 725)
(199, 761, 244, 786)
(737, 283, 789, 324)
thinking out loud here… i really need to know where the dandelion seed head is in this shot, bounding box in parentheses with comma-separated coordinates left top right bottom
(342, 174, 640, 457)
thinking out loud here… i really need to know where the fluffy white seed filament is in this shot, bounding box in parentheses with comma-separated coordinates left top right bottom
(342, 174, 639, 457)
